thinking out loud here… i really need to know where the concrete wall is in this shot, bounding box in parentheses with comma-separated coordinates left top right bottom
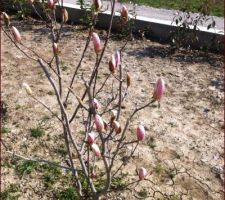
(3, 1, 224, 52)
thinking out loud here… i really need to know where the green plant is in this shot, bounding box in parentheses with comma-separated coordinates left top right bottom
(42, 164, 62, 188)
(55, 187, 79, 200)
(15, 104, 21, 110)
(111, 176, 127, 190)
(47, 91, 54, 95)
(57, 144, 68, 157)
(169, 194, 180, 200)
(170, 0, 218, 51)
(155, 163, 163, 174)
(6, 0, 32, 19)
(1, 127, 10, 134)
(30, 127, 45, 138)
(147, 137, 156, 149)
(1, 184, 20, 200)
(120, 0, 224, 17)
(137, 188, 149, 198)
(15, 160, 38, 177)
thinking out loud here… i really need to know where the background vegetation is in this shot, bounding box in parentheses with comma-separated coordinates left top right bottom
(120, 0, 224, 17)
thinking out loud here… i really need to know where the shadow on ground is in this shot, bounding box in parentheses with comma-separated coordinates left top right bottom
(127, 45, 224, 69)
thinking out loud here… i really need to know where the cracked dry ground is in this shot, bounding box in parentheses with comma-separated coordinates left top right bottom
(1, 18, 224, 200)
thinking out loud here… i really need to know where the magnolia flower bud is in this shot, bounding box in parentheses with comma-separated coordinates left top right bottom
(110, 110, 117, 122)
(136, 125, 145, 141)
(95, 114, 104, 132)
(12, 26, 22, 43)
(53, 43, 59, 55)
(91, 143, 101, 157)
(112, 120, 122, 134)
(90, 171, 97, 179)
(115, 51, 121, 68)
(138, 167, 147, 180)
(121, 5, 128, 22)
(62, 8, 68, 23)
(27, 0, 34, 5)
(93, 98, 101, 110)
(103, 120, 108, 131)
(87, 132, 95, 145)
(153, 78, 165, 101)
(92, 32, 101, 53)
(93, 0, 102, 11)
(48, 0, 55, 9)
(127, 73, 131, 87)
(2, 12, 10, 27)
(22, 83, 32, 95)
(109, 54, 116, 74)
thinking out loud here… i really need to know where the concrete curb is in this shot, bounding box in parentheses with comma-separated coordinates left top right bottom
(58, 3, 224, 53)
(4, 2, 224, 52)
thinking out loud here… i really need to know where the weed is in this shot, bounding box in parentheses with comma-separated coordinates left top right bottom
(111, 176, 127, 190)
(15, 105, 21, 110)
(1, 184, 20, 200)
(79, 130, 85, 135)
(155, 163, 163, 174)
(15, 160, 38, 177)
(137, 188, 149, 198)
(30, 127, 45, 138)
(1, 127, 10, 134)
(41, 164, 62, 188)
(42, 164, 62, 188)
(41, 115, 51, 122)
(57, 144, 68, 157)
(169, 194, 180, 200)
(120, 0, 224, 17)
(47, 91, 54, 95)
(55, 187, 79, 200)
(147, 137, 156, 149)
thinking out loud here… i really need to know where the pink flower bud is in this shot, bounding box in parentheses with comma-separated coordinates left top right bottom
(12, 26, 22, 43)
(111, 110, 117, 118)
(91, 143, 101, 157)
(94, 114, 104, 132)
(93, 0, 102, 11)
(112, 120, 122, 134)
(62, 8, 68, 23)
(2, 12, 10, 27)
(127, 73, 131, 87)
(27, 0, 34, 4)
(48, 0, 55, 9)
(121, 5, 128, 22)
(92, 32, 101, 53)
(110, 110, 117, 121)
(136, 125, 145, 141)
(114, 51, 121, 68)
(109, 54, 116, 74)
(153, 78, 165, 101)
(90, 171, 97, 179)
(103, 120, 108, 131)
(93, 98, 101, 110)
(138, 167, 147, 180)
(87, 132, 95, 145)
(22, 83, 32, 95)
(53, 43, 59, 55)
